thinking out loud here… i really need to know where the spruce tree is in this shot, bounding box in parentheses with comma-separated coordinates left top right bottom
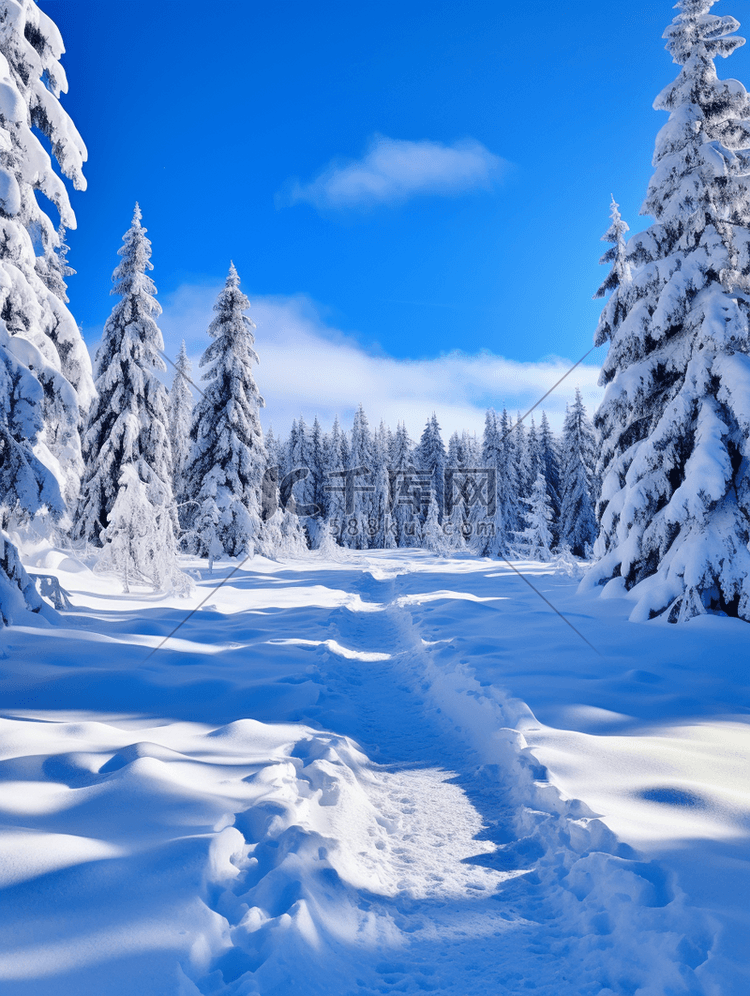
(390, 421, 419, 547)
(347, 404, 374, 549)
(95, 465, 191, 595)
(416, 413, 446, 523)
(0, 0, 96, 622)
(447, 431, 464, 469)
(0, 328, 63, 621)
(323, 415, 345, 537)
(513, 413, 531, 502)
(0, 0, 94, 506)
(539, 411, 562, 543)
(472, 408, 520, 556)
(309, 417, 326, 516)
(518, 472, 554, 561)
(265, 425, 283, 476)
(586, 0, 750, 621)
(75, 205, 174, 546)
(422, 492, 448, 554)
(526, 417, 541, 490)
(498, 409, 522, 541)
(182, 263, 266, 562)
(370, 420, 393, 548)
(168, 341, 194, 500)
(594, 196, 632, 300)
(561, 390, 598, 558)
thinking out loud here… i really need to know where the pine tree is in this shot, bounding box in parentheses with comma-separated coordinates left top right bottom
(370, 420, 393, 548)
(323, 415, 345, 538)
(447, 431, 463, 469)
(422, 492, 448, 554)
(518, 472, 554, 561)
(390, 421, 419, 547)
(95, 465, 191, 595)
(285, 418, 300, 483)
(265, 425, 283, 474)
(416, 413, 446, 523)
(346, 404, 374, 549)
(463, 430, 481, 466)
(0, 1, 96, 622)
(586, 0, 750, 621)
(594, 196, 632, 300)
(260, 507, 308, 559)
(182, 263, 266, 562)
(513, 412, 531, 502)
(0, 325, 63, 622)
(472, 408, 519, 556)
(309, 417, 326, 515)
(539, 411, 562, 544)
(75, 205, 174, 546)
(498, 410, 522, 541)
(526, 417, 542, 494)
(0, 0, 94, 506)
(168, 341, 194, 501)
(561, 390, 597, 558)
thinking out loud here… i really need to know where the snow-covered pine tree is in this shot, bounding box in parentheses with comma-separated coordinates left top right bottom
(75, 205, 174, 547)
(168, 341, 194, 501)
(518, 471, 554, 561)
(346, 404, 374, 549)
(314, 516, 343, 560)
(471, 408, 518, 556)
(447, 431, 463, 469)
(182, 263, 266, 562)
(525, 417, 542, 499)
(265, 425, 283, 475)
(309, 417, 326, 514)
(443, 479, 468, 552)
(389, 421, 419, 547)
(416, 413, 446, 523)
(560, 389, 597, 558)
(372, 459, 396, 549)
(0, 0, 94, 506)
(95, 465, 191, 595)
(322, 415, 345, 539)
(260, 506, 308, 559)
(285, 418, 300, 484)
(285, 415, 316, 539)
(296, 416, 326, 545)
(539, 410, 562, 543)
(585, 0, 750, 621)
(0, 325, 63, 622)
(370, 420, 393, 548)
(594, 196, 632, 300)
(498, 410, 523, 541)
(463, 430, 481, 466)
(422, 492, 448, 555)
(513, 412, 531, 502)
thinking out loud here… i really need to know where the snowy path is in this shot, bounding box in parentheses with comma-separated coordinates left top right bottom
(0, 552, 746, 994)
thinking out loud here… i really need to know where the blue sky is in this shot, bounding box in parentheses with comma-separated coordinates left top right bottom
(37, 0, 750, 435)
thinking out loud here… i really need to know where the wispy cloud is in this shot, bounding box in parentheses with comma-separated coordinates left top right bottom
(282, 134, 508, 212)
(157, 283, 603, 441)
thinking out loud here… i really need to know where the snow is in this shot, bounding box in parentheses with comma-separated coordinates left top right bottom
(0, 549, 746, 995)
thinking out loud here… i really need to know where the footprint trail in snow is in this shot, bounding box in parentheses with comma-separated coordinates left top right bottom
(0, 554, 723, 996)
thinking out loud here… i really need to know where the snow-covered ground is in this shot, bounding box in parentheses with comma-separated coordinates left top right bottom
(0, 549, 747, 995)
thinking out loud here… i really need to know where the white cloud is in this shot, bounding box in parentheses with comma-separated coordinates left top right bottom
(158, 283, 604, 442)
(283, 134, 507, 211)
